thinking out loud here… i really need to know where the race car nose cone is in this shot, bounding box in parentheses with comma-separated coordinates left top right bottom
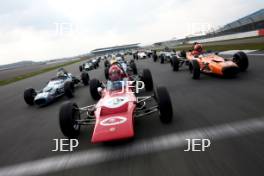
(222, 66, 240, 77)
(34, 98, 47, 106)
(34, 92, 49, 106)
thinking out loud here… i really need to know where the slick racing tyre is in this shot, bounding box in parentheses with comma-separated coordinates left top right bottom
(130, 62, 138, 75)
(89, 79, 101, 101)
(79, 65, 83, 72)
(233, 51, 249, 71)
(180, 50, 186, 58)
(24, 88, 36, 105)
(59, 102, 80, 138)
(104, 60, 110, 68)
(155, 87, 173, 123)
(189, 60, 200, 79)
(141, 69, 153, 91)
(95, 62, 99, 68)
(64, 81, 74, 98)
(104, 67, 109, 80)
(172, 57, 179, 71)
(160, 55, 165, 64)
(81, 72, 90, 86)
(130, 59, 135, 64)
(153, 54, 158, 62)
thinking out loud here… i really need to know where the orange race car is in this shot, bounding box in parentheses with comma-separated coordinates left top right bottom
(171, 44, 249, 79)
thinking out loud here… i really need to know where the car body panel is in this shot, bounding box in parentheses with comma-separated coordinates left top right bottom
(91, 87, 137, 143)
(138, 52, 147, 59)
(83, 62, 94, 71)
(33, 76, 73, 106)
(186, 52, 239, 76)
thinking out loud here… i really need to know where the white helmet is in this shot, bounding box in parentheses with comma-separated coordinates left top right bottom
(57, 69, 65, 77)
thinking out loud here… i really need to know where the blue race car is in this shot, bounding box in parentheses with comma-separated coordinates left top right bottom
(23, 68, 89, 107)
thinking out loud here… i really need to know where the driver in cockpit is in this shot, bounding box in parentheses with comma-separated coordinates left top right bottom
(57, 68, 69, 78)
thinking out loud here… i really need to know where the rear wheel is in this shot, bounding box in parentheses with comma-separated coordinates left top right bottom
(24, 88, 36, 105)
(79, 65, 83, 72)
(172, 57, 179, 71)
(180, 50, 186, 58)
(155, 87, 173, 123)
(81, 72, 89, 86)
(64, 81, 74, 98)
(59, 102, 80, 138)
(141, 69, 153, 91)
(104, 67, 109, 80)
(233, 51, 249, 71)
(189, 60, 200, 79)
(160, 55, 164, 64)
(104, 60, 110, 68)
(153, 54, 157, 62)
(89, 79, 101, 100)
(130, 62, 138, 75)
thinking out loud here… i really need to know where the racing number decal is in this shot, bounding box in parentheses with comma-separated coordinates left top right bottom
(100, 116, 127, 126)
(103, 97, 129, 108)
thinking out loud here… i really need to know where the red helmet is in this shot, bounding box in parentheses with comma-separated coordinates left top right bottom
(108, 65, 123, 81)
(194, 43, 203, 52)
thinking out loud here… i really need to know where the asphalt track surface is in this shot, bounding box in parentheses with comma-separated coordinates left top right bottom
(0, 54, 264, 175)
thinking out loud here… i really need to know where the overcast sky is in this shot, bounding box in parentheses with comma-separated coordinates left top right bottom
(0, 0, 263, 65)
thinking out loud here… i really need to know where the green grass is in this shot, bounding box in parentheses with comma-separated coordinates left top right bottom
(175, 42, 264, 51)
(0, 59, 84, 86)
(152, 37, 264, 52)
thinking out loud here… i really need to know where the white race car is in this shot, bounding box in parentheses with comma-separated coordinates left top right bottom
(137, 52, 147, 59)
(24, 68, 89, 107)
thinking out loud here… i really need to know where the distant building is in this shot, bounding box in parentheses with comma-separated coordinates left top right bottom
(91, 43, 140, 55)
(151, 8, 264, 48)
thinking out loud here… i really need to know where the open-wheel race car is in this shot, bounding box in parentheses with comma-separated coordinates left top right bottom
(171, 50, 249, 79)
(79, 61, 96, 72)
(104, 57, 138, 80)
(59, 77, 173, 143)
(24, 68, 90, 107)
(156, 51, 177, 64)
(79, 58, 100, 72)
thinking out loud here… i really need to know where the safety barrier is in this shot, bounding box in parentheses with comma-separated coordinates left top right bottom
(187, 29, 264, 44)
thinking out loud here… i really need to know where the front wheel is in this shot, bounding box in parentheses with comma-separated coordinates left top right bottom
(160, 56, 164, 64)
(172, 57, 179, 71)
(59, 102, 80, 138)
(64, 81, 74, 98)
(130, 62, 138, 75)
(104, 67, 109, 80)
(233, 51, 249, 71)
(153, 55, 157, 62)
(81, 72, 89, 86)
(104, 60, 110, 68)
(155, 87, 173, 123)
(89, 79, 101, 100)
(180, 50, 186, 58)
(189, 60, 200, 79)
(79, 65, 83, 72)
(24, 88, 36, 105)
(141, 69, 153, 91)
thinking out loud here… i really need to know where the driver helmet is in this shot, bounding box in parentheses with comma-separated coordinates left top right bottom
(194, 43, 203, 53)
(57, 68, 66, 77)
(108, 65, 123, 81)
(110, 58, 118, 65)
(116, 57, 123, 62)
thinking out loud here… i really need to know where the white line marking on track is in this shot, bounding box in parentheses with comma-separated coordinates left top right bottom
(247, 53, 264, 56)
(1, 117, 264, 176)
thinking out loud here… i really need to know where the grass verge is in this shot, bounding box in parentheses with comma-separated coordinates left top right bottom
(0, 59, 83, 86)
(175, 42, 264, 51)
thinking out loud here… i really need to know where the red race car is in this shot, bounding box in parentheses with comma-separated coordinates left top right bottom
(59, 74, 173, 143)
(171, 50, 249, 79)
